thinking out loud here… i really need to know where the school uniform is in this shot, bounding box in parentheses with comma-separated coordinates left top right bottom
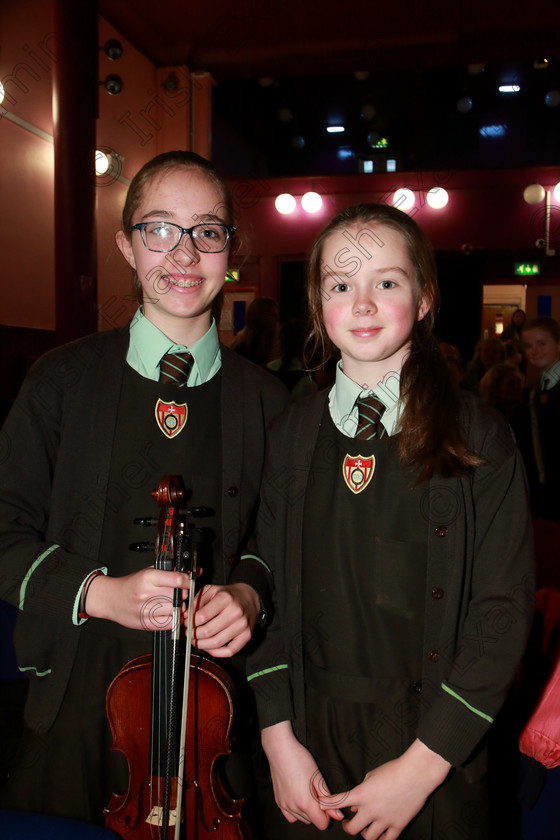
(0, 312, 288, 822)
(247, 366, 535, 839)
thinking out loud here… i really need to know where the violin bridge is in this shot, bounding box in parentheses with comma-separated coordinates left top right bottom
(146, 805, 182, 827)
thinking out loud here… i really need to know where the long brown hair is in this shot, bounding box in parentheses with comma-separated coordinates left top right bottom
(120, 151, 235, 315)
(306, 203, 481, 481)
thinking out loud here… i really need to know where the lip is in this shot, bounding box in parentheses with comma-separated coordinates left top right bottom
(165, 274, 205, 291)
(350, 327, 381, 338)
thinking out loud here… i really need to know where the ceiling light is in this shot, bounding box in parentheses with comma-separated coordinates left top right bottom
(275, 194, 296, 214)
(427, 188, 449, 209)
(498, 84, 520, 93)
(103, 39, 123, 60)
(554, 183, 560, 202)
(103, 74, 123, 95)
(545, 90, 560, 107)
(393, 188, 415, 211)
(0, 82, 4, 105)
(302, 192, 322, 213)
(523, 184, 545, 204)
(456, 96, 473, 113)
(327, 126, 345, 133)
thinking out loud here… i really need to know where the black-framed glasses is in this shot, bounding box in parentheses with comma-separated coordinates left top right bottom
(130, 221, 235, 254)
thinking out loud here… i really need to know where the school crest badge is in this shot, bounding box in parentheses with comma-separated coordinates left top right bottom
(155, 399, 187, 438)
(343, 454, 375, 494)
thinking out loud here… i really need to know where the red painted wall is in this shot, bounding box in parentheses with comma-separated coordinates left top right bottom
(0, 0, 558, 336)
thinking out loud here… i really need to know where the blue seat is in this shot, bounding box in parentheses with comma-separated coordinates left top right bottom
(0, 810, 119, 839)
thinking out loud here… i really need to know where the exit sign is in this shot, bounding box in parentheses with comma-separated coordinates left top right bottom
(514, 262, 541, 276)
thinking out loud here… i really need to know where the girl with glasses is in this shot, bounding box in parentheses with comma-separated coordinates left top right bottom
(0, 151, 287, 826)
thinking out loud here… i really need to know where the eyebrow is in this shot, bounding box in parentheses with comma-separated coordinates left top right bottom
(138, 209, 222, 223)
(375, 265, 411, 277)
(321, 265, 410, 281)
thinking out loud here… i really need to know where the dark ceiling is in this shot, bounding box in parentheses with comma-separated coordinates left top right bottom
(99, 0, 560, 178)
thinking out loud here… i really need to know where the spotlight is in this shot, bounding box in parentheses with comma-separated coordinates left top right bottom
(393, 188, 415, 211)
(302, 192, 322, 213)
(103, 39, 123, 60)
(103, 75, 123, 95)
(427, 188, 449, 209)
(275, 194, 296, 215)
(523, 184, 545, 205)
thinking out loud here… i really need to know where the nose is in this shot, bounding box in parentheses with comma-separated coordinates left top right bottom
(353, 288, 377, 315)
(168, 233, 200, 267)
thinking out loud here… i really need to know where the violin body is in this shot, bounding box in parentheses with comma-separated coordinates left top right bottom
(105, 653, 249, 839)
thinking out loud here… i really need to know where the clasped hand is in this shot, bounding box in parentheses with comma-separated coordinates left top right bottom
(84, 567, 260, 656)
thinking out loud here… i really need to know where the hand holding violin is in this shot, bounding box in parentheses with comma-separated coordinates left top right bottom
(84, 566, 191, 631)
(188, 582, 261, 656)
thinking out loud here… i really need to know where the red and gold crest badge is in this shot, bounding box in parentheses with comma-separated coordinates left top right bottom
(155, 399, 188, 439)
(343, 454, 375, 494)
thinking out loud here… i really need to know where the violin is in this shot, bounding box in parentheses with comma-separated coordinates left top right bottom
(104, 475, 250, 839)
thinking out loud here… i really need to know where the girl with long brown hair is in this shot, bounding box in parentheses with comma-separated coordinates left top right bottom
(247, 203, 534, 839)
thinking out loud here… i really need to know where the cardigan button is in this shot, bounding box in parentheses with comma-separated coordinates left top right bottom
(410, 681, 423, 694)
(431, 587, 444, 600)
(435, 525, 448, 538)
(228, 486, 239, 497)
(429, 649, 439, 663)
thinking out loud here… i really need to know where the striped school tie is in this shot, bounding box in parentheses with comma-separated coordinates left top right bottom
(355, 395, 386, 440)
(158, 351, 193, 387)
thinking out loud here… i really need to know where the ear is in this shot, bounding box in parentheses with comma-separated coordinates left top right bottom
(416, 294, 431, 322)
(116, 229, 135, 269)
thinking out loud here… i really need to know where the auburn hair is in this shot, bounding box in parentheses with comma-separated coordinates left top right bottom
(305, 203, 481, 481)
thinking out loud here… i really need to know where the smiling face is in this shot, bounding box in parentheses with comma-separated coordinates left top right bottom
(523, 327, 560, 372)
(116, 167, 229, 345)
(320, 223, 429, 387)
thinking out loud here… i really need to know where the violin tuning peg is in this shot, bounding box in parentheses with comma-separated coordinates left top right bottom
(185, 506, 214, 518)
(129, 541, 155, 552)
(133, 517, 159, 526)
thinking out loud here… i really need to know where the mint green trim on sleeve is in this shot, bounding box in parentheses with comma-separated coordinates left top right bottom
(247, 664, 289, 682)
(240, 553, 272, 574)
(19, 665, 52, 677)
(441, 683, 494, 723)
(19, 544, 60, 610)
(72, 567, 108, 625)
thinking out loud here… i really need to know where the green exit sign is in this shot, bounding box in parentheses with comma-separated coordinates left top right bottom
(514, 262, 541, 276)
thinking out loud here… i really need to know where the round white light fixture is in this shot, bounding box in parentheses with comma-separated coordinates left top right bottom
(95, 150, 110, 175)
(0, 82, 4, 105)
(301, 192, 322, 213)
(275, 193, 296, 215)
(426, 188, 449, 209)
(554, 182, 560, 203)
(393, 188, 415, 211)
(523, 184, 546, 205)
